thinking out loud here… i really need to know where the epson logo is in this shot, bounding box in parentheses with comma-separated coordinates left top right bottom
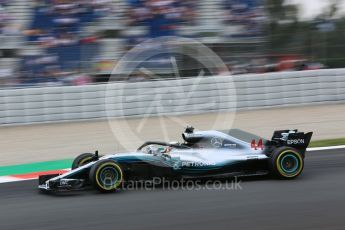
(287, 139, 305, 145)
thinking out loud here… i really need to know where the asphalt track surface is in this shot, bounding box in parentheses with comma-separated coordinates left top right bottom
(0, 149, 344, 230)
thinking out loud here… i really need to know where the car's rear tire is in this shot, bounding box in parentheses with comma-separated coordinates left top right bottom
(89, 159, 123, 193)
(71, 153, 94, 170)
(269, 147, 304, 179)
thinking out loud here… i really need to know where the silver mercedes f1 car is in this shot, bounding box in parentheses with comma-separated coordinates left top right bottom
(38, 127, 313, 193)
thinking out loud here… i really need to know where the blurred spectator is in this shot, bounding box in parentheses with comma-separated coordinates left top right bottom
(223, 0, 266, 37)
(19, 0, 112, 86)
(18, 54, 92, 86)
(0, 1, 13, 36)
(127, 0, 196, 39)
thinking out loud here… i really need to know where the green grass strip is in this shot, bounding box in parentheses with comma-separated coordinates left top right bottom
(309, 138, 345, 148)
(0, 159, 72, 176)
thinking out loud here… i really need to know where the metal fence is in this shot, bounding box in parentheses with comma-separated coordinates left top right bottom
(1, 69, 345, 125)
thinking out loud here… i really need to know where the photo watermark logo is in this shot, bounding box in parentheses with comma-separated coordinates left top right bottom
(118, 177, 243, 192)
(105, 36, 237, 153)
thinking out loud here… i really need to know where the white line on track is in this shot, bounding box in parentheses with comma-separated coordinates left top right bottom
(0, 176, 23, 183)
(307, 145, 345, 151)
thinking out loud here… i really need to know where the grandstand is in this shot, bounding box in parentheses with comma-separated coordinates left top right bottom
(0, 0, 266, 87)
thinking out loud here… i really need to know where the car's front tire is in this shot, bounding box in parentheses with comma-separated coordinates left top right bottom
(269, 147, 304, 179)
(89, 159, 123, 192)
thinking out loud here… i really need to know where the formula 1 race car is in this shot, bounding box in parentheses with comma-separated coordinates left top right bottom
(38, 127, 313, 193)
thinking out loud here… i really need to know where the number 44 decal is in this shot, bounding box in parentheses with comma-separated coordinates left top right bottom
(251, 139, 264, 150)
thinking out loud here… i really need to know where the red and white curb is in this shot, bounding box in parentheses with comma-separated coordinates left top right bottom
(0, 169, 69, 184)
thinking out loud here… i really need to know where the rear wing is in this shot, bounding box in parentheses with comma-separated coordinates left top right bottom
(266, 130, 313, 154)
